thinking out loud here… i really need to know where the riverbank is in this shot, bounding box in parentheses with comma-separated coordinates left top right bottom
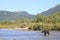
(0, 28, 60, 32)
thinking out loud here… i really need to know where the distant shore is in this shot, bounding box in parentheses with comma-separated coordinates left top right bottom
(0, 28, 60, 32)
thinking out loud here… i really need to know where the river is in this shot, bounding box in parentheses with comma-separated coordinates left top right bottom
(0, 29, 60, 40)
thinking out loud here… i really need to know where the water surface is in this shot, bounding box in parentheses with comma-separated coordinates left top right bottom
(0, 29, 60, 40)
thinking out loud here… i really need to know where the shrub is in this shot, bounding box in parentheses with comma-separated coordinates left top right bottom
(33, 24, 41, 30)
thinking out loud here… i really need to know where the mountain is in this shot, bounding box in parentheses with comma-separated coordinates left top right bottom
(40, 4, 60, 16)
(0, 11, 35, 21)
(0, 4, 60, 21)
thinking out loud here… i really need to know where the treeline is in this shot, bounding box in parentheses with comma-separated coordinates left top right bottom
(31, 12, 60, 31)
(0, 12, 60, 31)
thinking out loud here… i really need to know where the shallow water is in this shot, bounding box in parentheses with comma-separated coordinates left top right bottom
(0, 29, 60, 40)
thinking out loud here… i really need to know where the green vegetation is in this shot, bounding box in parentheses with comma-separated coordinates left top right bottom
(0, 12, 60, 31)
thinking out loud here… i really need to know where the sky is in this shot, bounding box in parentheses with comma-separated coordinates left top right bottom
(0, 0, 60, 15)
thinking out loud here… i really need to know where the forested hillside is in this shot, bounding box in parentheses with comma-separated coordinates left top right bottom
(0, 12, 60, 31)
